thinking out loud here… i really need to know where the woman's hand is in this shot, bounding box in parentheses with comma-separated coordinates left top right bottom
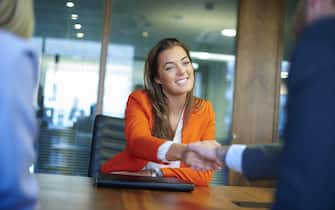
(165, 143, 188, 161)
(165, 143, 222, 170)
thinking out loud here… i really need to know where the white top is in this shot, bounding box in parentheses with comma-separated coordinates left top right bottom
(145, 111, 184, 169)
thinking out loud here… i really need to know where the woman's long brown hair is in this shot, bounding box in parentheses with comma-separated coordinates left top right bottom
(144, 38, 198, 139)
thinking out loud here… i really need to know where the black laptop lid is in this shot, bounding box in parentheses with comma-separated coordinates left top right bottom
(95, 173, 194, 192)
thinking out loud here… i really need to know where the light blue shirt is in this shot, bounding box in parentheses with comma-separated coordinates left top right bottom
(0, 30, 39, 210)
(225, 144, 246, 173)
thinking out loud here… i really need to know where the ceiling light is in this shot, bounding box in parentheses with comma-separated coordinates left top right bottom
(192, 62, 199, 69)
(66, 2, 75, 8)
(190, 51, 235, 62)
(71, 14, 79, 20)
(190, 52, 210, 60)
(74, 24, 82, 30)
(142, 31, 149, 37)
(221, 29, 236, 37)
(281, 71, 288, 79)
(76, 32, 84, 38)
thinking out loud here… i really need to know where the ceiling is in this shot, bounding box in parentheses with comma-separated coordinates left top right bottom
(34, 0, 298, 60)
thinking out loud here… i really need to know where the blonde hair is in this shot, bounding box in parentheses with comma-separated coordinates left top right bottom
(0, 0, 35, 38)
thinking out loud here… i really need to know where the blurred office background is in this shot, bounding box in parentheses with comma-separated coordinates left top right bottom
(32, 0, 297, 185)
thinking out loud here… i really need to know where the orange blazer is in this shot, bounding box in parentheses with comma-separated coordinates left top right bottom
(101, 90, 216, 186)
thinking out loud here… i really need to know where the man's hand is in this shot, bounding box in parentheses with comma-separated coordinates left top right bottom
(182, 150, 222, 171)
(188, 140, 221, 160)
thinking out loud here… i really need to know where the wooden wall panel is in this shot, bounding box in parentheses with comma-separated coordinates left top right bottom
(96, 0, 112, 115)
(229, 0, 285, 186)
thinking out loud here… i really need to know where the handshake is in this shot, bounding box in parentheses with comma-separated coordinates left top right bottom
(181, 141, 229, 171)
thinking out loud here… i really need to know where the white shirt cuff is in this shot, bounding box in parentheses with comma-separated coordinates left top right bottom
(157, 141, 174, 162)
(225, 144, 247, 174)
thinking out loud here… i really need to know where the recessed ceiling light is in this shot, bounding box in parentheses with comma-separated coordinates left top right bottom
(190, 51, 235, 61)
(76, 32, 84, 38)
(71, 14, 79, 20)
(66, 2, 75, 8)
(221, 29, 236, 37)
(281, 71, 288, 79)
(192, 62, 199, 69)
(142, 31, 149, 37)
(74, 24, 82, 30)
(191, 52, 210, 60)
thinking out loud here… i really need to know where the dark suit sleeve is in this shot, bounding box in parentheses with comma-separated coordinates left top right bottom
(273, 19, 335, 210)
(242, 144, 282, 180)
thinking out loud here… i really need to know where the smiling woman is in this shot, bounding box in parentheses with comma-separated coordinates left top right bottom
(101, 38, 219, 186)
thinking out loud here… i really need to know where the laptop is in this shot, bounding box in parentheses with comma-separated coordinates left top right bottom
(95, 173, 194, 192)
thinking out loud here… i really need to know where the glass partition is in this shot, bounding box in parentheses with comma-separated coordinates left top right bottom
(34, 0, 104, 175)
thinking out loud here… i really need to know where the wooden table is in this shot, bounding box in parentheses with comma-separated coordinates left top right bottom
(37, 174, 274, 210)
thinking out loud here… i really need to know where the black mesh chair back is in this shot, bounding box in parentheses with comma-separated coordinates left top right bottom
(88, 114, 125, 177)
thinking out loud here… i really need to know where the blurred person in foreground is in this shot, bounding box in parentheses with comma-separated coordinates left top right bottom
(0, 0, 39, 209)
(187, 0, 335, 209)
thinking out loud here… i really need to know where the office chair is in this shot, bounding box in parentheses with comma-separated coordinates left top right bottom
(88, 114, 125, 177)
